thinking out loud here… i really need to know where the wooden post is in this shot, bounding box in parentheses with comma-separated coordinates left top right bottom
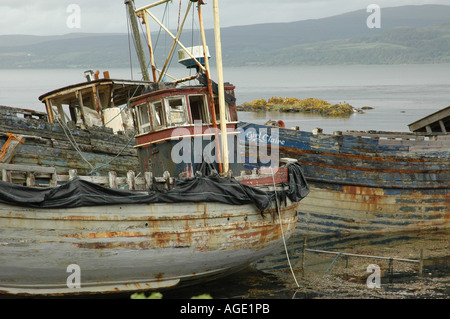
(418, 249, 423, 278)
(198, 1, 222, 174)
(50, 172, 58, 187)
(140, 11, 158, 82)
(109, 171, 118, 189)
(127, 170, 136, 190)
(144, 171, 153, 190)
(69, 169, 78, 181)
(212, 0, 229, 173)
(125, 0, 150, 82)
(344, 255, 349, 280)
(388, 258, 394, 283)
(26, 172, 35, 187)
(163, 171, 171, 189)
(44, 99, 55, 123)
(301, 237, 306, 278)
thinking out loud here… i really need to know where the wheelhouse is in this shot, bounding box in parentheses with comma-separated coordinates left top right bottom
(131, 84, 238, 141)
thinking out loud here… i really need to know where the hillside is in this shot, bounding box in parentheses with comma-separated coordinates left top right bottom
(0, 5, 449, 68)
(257, 22, 450, 66)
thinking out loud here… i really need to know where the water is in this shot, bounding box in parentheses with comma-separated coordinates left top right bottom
(227, 64, 450, 133)
(1, 64, 450, 133)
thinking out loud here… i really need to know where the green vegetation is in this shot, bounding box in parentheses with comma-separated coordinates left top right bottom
(237, 97, 360, 118)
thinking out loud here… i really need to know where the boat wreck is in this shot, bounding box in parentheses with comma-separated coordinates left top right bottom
(1, 76, 147, 177)
(0, 0, 310, 296)
(0, 161, 307, 296)
(238, 117, 449, 234)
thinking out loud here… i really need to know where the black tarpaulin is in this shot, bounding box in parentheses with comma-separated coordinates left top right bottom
(0, 162, 309, 212)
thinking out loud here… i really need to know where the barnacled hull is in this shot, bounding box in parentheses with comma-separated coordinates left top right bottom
(0, 198, 299, 296)
(238, 122, 450, 234)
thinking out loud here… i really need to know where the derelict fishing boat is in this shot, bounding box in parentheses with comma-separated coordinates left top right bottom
(238, 106, 449, 234)
(1, 76, 143, 178)
(0, 0, 310, 296)
(0, 160, 307, 296)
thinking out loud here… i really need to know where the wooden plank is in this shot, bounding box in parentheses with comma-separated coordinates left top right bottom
(0, 163, 56, 174)
(408, 106, 450, 132)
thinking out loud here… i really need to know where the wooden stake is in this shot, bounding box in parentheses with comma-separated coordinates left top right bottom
(301, 237, 306, 278)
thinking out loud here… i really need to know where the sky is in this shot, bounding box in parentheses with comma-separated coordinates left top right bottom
(1, 0, 449, 36)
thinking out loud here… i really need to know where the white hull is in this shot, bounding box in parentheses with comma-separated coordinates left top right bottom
(0, 198, 299, 296)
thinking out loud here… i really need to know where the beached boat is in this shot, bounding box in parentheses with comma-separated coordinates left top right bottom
(0, 161, 306, 295)
(1, 76, 144, 177)
(0, 0, 309, 296)
(238, 111, 449, 234)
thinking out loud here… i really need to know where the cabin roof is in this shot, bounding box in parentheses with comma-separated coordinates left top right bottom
(38, 78, 153, 107)
(408, 105, 450, 133)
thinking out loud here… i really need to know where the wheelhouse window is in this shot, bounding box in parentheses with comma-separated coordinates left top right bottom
(151, 100, 165, 130)
(165, 96, 188, 126)
(214, 97, 231, 123)
(136, 103, 151, 134)
(189, 95, 209, 124)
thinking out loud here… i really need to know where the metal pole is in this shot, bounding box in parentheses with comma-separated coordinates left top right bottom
(212, 0, 229, 173)
(305, 248, 420, 263)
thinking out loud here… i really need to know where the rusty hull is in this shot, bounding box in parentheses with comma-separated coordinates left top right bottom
(0, 196, 299, 296)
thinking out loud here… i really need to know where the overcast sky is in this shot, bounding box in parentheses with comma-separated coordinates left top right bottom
(1, 0, 449, 35)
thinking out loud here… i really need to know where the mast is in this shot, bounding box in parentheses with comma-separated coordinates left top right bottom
(125, 0, 150, 82)
(212, 0, 229, 173)
(198, 1, 222, 174)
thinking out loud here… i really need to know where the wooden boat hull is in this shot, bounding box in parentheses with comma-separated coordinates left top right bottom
(0, 198, 299, 296)
(1, 105, 139, 177)
(299, 181, 448, 234)
(238, 122, 449, 234)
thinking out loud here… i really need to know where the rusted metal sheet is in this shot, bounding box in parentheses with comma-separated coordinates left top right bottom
(238, 122, 450, 234)
(0, 195, 299, 296)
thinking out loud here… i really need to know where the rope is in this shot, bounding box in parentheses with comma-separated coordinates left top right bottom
(87, 131, 136, 175)
(270, 167, 300, 288)
(55, 116, 95, 171)
(325, 252, 343, 274)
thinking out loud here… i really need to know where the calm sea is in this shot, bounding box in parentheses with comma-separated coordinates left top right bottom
(1, 64, 450, 133)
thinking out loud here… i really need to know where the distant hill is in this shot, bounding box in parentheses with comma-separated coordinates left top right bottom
(1, 4, 449, 68)
(253, 22, 450, 66)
